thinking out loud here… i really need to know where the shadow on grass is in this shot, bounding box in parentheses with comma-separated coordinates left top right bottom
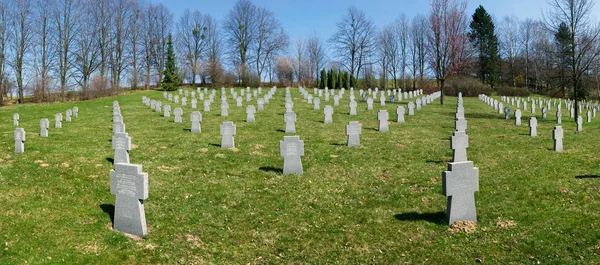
(259, 166, 283, 174)
(330, 143, 345, 146)
(106, 157, 114, 165)
(209, 143, 221, 148)
(394, 211, 446, 225)
(426, 159, 449, 165)
(100, 204, 115, 224)
(276, 129, 285, 133)
(183, 128, 191, 132)
(576, 175, 600, 179)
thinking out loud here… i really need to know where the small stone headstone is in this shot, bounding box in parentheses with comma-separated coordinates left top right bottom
(257, 99, 265, 111)
(191, 99, 197, 109)
(542, 107, 547, 119)
(203, 100, 210, 112)
(334, 96, 340, 106)
(110, 163, 149, 236)
(66, 109, 72, 122)
(280, 136, 304, 175)
(367, 98, 374, 110)
(55, 113, 63, 128)
(397, 106, 405, 123)
(380, 94, 386, 106)
(587, 111, 591, 122)
(378, 110, 389, 132)
(346, 121, 362, 147)
(443, 160, 479, 226)
(174, 108, 183, 123)
(40, 119, 49, 137)
(14, 128, 25, 153)
(73, 107, 79, 117)
(181, 97, 187, 106)
(246, 105, 256, 122)
(504, 107, 510, 120)
(349, 101, 357, 115)
(515, 110, 522, 126)
(577, 116, 583, 132)
(220, 122, 236, 148)
(164, 105, 171, 117)
(324, 106, 333, 124)
(557, 110, 562, 124)
(553, 126, 563, 152)
(313, 97, 321, 110)
(236, 97, 242, 107)
(112, 132, 131, 164)
(529, 117, 538, 136)
(451, 131, 468, 162)
(190, 111, 202, 133)
(407, 102, 415, 115)
(13, 113, 19, 126)
(221, 103, 229, 117)
(284, 112, 297, 133)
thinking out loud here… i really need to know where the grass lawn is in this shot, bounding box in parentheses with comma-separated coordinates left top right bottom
(1, 88, 600, 264)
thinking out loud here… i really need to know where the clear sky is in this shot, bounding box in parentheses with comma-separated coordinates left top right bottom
(152, 0, 600, 44)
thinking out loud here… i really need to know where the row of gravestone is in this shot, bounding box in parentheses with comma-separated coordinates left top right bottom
(499, 95, 599, 117)
(12, 107, 79, 153)
(479, 95, 565, 151)
(496, 95, 596, 125)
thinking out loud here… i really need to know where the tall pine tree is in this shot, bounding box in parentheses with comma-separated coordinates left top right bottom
(161, 34, 179, 91)
(469, 5, 500, 88)
(320, 69, 327, 89)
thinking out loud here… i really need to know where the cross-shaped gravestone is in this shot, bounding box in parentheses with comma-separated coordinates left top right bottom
(529, 117, 538, 136)
(182, 97, 187, 106)
(113, 121, 126, 134)
(14, 128, 25, 153)
(397, 106, 405, 123)
(13, 113, 19, 126)
(73, 106, 79, 117)
(577, 116, 583, 132)
(246, 105, 256, 122)
(168, 94, 173, 102)
(407, 102, 415, 115)
(367, 98, 374, 110)
(284, 112, 297, 133)
(257, 99, 265, 111)
(324, 106, 333, 124)
(442, 161, 479, 225)
(220, 122, 236, 148)
(246, 93, 251, 102)
(587, 111, 591, 122)
(174, 108, 183, 123)
(285, 102, 293, 112)
(66, 109, 72, 122)
(190, 111, 202, 133)
(191, 99, 197, 109)
(346, 121, 362, 147)
(313, 97, 321, 110)
(110, 163, 148, 236)
(542, 107, 547, 119)
(174, 95, 179, 104)
(380, 94, 386, 106)
(154, 102, 161, 113)
(163, 91, 167, 99)
(349, 101, 357, 115)
(203, 100, 210, 112)
(498, 103, 503, 115)
(280, 136, 304, 175)
(333, 96, 340, 106)
(390, 94, 395, 103)
(378, 110, 389, 132)
(55, 113, 63, 128)
(553, 126, 563, 152)
(416, 98, 422, 110)
(456, 106, 465, 119)
(163, 105, 171, 117)
(112, 132, 131, 164)
(556, 110, 562, 124)
(40, 119, 49, 137)
(236, 97, 242, 107)
(178, 89, 183, 95)
(504, 107, 511, 120)
(515, 110, 522, 126)
(451, 131, 469, 162)
(221, 103, 229, 117)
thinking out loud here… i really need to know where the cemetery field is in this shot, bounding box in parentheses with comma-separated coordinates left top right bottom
(2, 88, 600, 264)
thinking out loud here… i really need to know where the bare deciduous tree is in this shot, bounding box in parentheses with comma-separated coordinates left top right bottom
(396, 15, 409, 89)
(176, 8, 209, 86)
(410, 15, 427, 89)
(223, 0, 257, 86)
(307, 35, 327, 86)
(545, 0, 600, 122)
(73, 0, 100, 92)
(254, 7, 288, 86)
(11, 0, 33, 103)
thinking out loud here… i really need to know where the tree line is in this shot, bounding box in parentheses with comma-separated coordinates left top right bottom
(0, 0, 599, 107)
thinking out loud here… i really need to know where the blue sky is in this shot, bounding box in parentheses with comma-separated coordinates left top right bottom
(151, 0, 600, 43)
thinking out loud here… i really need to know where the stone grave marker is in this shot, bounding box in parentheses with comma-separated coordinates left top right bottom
(587, 111, 591, 122)
(284, 112, 297, 133)
(504, 107, 511, 120)
(451, 131, 468, 162)
(73, 107, 79, 117)
(397, 106, 405, 123)
(408, 102, 415, 115)
(280, 136, 304, 175)
(220, 122, 236, 148)
(378, 110, 389, 132)
(112, 132, 131, 164)
(515, 110, 522, 125)
(416, 98, 422, 110)
(236, 97, 242, 107)
(542, 107, 547, 119)
(346, 121, 362, 146)
(182, 97, 187, 106)
(221, 103, 229, 117)
(380, 94, 386, 106)
(442, 160, 479, 226)
(174, 95, 179, 104)
(55, 113, 63, 128)
(324, 106, 333, 124)
(367, 98, 374, 110)
(349, 101, 357, 115)
(110, 163, 149, 236)
(191, 111, 202, 133)
(204, 100, 210, 112)
(13, 113, 19, 126)
(257, 99, 265, 111)
(174, 108, 183, 123)
(246, 105, 256, 122)
(14, 128, 25, 153)
(333, 96, 340, 106)
(66, 109, 72, 122)
(40, 119, 49, 137)
(530, 117, 538, 136)
(164, 105, 171, 117)
(557, 109, 562, 124)
(577, 116, 583, 132)
(553, 126, 563, 152)
(191, 99, 197, 109)
(313, 97, 321, 110)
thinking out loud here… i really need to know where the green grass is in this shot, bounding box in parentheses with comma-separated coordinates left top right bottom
(1, 88, 600, 264)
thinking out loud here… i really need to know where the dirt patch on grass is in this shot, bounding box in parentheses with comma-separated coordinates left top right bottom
(215, 154, 225, 158)
(560, 187, 569, 194)
(254, 144, 265, 149)
(131, 144, 138, 149)
(61, 162, 70, 168)
(157, 166, 171, 172)
(396, 144, 406, 148)
(40, 164, 50, 167)
(251, 151, 263, 156)
(34, 160, 44, 164)
(496, 219, 517, 229)
(228, 147, 240, 152)
(330, 155, 338, 158)
(198, 148, 209, 153)
(448, 221, 477, 234)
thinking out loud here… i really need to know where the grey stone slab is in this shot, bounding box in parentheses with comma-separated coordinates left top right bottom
(346, 121, 362, 146)
(284, 112, 296, 133)
(174, 108, 183, 123)
(577, 116, 583, 132)
(367, 98, 373, 110)
(313, 97, 321, 110)
(246, 105, 256, 122)
(110, 163, 148, 236)
(324, 106, 333, 124)
(515, 110, 522, 126)
(13, 113, 19, 126)
(349, 101, 357, 115)
(221, 103, 229, 117)
(442, 161, 479, 226)
(553, 126, 563, 152)
(378, 110, 389, 132)
(191, 112, 202, 133)
(397, 106, 405, 123)
(280, 136, 304, 175)
(55, 113, 63, 128)
(73, 107, 78, 117)
(407, 102, 415, 115)
(112, 132, 131, 164)
(14, 128, 25, 153)
(529, 117, 537, 136)
(220, 122, 236, 148)
(40, 119, 49, 137)
(451, 131, 468, 162)
(455, 118, 467, 132)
